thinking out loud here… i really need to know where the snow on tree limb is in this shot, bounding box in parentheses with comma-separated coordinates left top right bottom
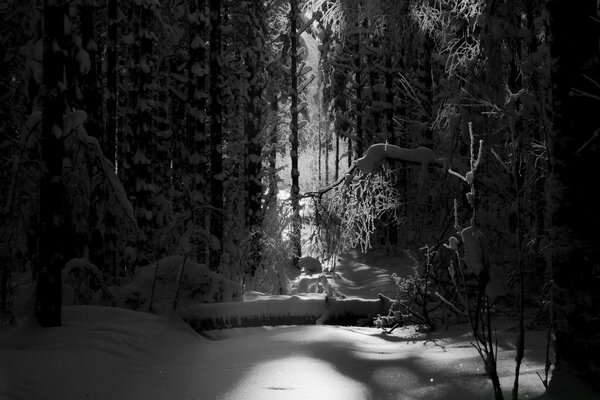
(301, 164, 357, 199)
(356, 144, 444, 174)
(301, 144, 445, 199)
(75, 123, 138, 232)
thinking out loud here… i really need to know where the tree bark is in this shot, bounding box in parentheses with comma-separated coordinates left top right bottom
(546, 0, 600, 396)
(106, 0, 117, 165)
(289, 0, 301, 270)
(244, 1, 265, 276)
(187, 0, 208, 262)
(36, 0, 66, 327)
(209, 0, 223, 272)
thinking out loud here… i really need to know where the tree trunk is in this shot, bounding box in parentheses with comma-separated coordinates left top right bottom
(545, 1, 600, 396)
(188, 0, 208, 262)
(106, 0, 117, 165)
(244, 2, 265, 276)
(104, 0, 118, 280)
(209, 0, 223, 272)
(123, 1, 155, 264)
(352, 17, 363, 158)
(289, 0, 301, 270)
(36, 0, 66, 327)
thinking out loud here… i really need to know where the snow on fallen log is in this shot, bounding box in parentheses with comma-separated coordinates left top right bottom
(181, 293, 395, 330)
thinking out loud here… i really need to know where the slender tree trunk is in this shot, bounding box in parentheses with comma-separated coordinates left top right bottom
(318, 98, 322, 185)
(106, 0, 117, 165)
(36, 0, 66, 327)
(266, 95, 279, 209)
(324, 112, 330, 184)
(209, 0, 223, 272)
(352, 18, 363, 158)
(545, 1, 600, 397)
(289, 0, 301, 270)
(334, 131, 339, 181)
(104, 0, 119, 279)
(103, 0, 119, 281)
(385, 52, 395, 143)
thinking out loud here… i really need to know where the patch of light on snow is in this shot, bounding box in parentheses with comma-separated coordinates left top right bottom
(371, 366, 420, 391)
(223, 356, 369, 400)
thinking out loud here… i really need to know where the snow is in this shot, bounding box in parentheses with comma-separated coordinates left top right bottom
(356, 144, 442, 174)
(1, 250, 550, 400)
(0, 306, 549, 400)
(94, 256, 241, 313)
(460, 226, 487, 274)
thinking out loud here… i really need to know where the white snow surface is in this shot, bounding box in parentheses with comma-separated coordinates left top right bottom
(0, 250, 549, 400)
(0, 306, 548, 400)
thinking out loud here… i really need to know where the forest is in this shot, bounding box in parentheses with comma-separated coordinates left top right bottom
(0, 0, 599, 399)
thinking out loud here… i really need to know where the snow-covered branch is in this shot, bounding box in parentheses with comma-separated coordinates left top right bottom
(355, 143, 445, 174)
(301, 144, 446, 199)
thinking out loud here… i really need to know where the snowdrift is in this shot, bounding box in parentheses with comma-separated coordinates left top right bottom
(0, 305, 549, 400)
(63, 256, 242, 313)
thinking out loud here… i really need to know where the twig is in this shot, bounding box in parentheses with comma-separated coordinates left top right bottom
(148, 259, 161, 313)
(301, 163, 357, 199)
(576, 128, 599, 153)
(434, 291, 467, 316)
(173, 254, 189, 312)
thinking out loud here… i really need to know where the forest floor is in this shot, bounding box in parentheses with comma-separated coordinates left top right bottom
(0, 251, 550, 400)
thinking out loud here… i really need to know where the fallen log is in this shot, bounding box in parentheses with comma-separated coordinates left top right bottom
(181, 293, 395, 331)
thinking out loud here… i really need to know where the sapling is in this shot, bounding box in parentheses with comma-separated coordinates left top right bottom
(446, 122, 504, 400)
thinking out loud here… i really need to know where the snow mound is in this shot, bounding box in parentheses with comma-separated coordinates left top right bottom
(0, 306, 548, 400)
(0, 306, 203, 400)
(109, 256, 242, 313)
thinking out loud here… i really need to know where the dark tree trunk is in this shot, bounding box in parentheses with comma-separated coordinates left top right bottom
(244, 2, 265, 276)
(106, 0, 117, 165)
(324, 111, 330, 185)
(384, 53, 394, 143)
(352, 18, 363, 157)
(36, 0, 66, 327)
(334, 130, 339, 181)
(103, 0, 118, 281)
(209, 0, 223, 272)
(187, 0, 208, 262)
(546, 0, 600, 396)
(289, 0, 301, 270)
(124, 2, 154, 262)
(266, 95, 279, 210)
(80, 1, 105, 271)
(80, 2, 101, 137)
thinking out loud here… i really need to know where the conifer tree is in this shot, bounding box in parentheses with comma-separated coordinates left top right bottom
(242, 1, 267, 276)
(288, 0, 302, 269)
(36, 0, 66, 327)
(208, 0, 223, 271)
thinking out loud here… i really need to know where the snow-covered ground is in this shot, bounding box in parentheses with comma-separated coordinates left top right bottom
(0, 250, 551, 400)
(0, 305, 548, 400)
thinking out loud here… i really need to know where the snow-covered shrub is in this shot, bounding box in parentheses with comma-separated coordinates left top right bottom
(109, 256, 242, 314)
(378, 246, 448, 330)
(241, 193, 294, 295)
(62, 258, 113, 306)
